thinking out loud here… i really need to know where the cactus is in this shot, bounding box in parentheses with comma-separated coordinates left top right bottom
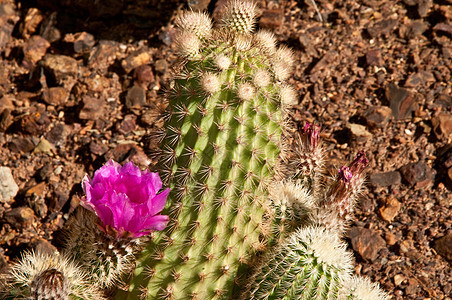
(1, 1, 388, 300)
(2, 250, 105, 300)
(245, 226, 352, 300)
(123, 1, 298, 299)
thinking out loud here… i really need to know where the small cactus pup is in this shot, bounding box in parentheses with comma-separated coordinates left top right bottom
(123, 1, 299, 299)
(245, 226, 353, 300)
(3, 250, 105, 300)
(64, 160, 170, 290)
(342, 276, 388, 300)
(315, 151, 369, 233)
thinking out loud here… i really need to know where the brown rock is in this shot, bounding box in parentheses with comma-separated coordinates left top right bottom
(365, 49, 383, 67)
(42, 87, 69, 106)
(385, 83, 417, 120)
(154, 59, 168, 74)
(348, 226, 386, 261)
(125, 85, 146, 109)
(106, 143, 151, 167)
(434, 23, 452, 34)
(405, 71, 435, 88)
(379, 196, 402, 222)
(432, 113, 452, 140)
(122, 48, 151, 74)
(79, 96, 105, 120)
(33, 238, 58, 254)
(19, 8, 43, 38)
(26, 182, 48, 218)
(347, 123, 372, 141)
(400, 161, 436, 189)
(43, 54, 78, 90)
(133, 65, 154, 87)
(434, 233, 452, 263)
(45, 123, 70, 147)
(384, 232, 399, 246)
(140, 110, 160, 126)
(0, 2, 20, 52)
(64, 32, 95, 54)
(23, 35, 50, 65)
(8, 137, 35, 153)
(259, 9, 284, 30)
(88, 40, 119, 71)
(117, 114, 137, 135)
(364, 106, 392, 128)
(367, 18, 397, 37)
(5, 207, 35, 228)
(43, 54, 78, 78)
(370, 171, 402, 187)
(89, 140, 109, 156)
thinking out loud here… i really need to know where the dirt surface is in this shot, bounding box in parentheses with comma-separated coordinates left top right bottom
(0, 0, 451, 299)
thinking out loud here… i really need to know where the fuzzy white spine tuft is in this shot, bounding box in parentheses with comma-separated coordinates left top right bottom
(237, 82, 255, 101)
(201, 73, 221, 94)
(175, 11, 212, 39)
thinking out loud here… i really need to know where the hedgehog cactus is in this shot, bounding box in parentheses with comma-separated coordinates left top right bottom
(124, 2, 297, 299)
(245, 226, 353, 300)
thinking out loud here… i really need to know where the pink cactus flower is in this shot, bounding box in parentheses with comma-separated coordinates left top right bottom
(81, 160, 170, 238)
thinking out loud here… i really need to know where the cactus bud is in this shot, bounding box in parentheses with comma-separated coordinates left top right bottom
(201, 72, 221, 94)
(175, 11, 212, 39)
(279, 85, 298, 106)
(220, 0, 257, 34)
(253, 69, 271, 88)
(176, 31, 200, 58)
(237, 82, 255, 101)
(255, 30, 277, 53)
(215, 54, 232, 70)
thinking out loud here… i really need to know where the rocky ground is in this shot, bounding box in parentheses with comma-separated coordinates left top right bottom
(0, 0, 451, 299)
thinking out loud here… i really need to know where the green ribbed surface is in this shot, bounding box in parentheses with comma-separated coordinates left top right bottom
(125, 40, 283, 299)
(247, 228, 350, 300)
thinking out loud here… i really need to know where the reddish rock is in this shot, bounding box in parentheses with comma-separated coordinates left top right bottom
(117, 114, 137, 135)
(379, 197, 402, 222)
(385, 83, 417, 120)
(367, 18, 397, 37)
(133, 65, 155, 87)
(5, 207, 35, 228)
(19, 8, 43, 38)
(23, 35, 50, 65)
(42, 87, 69, 106)
(348, 226, 386, 261)
(0, 2, 20, 52)
(366, 49, 383, 67)
(122, 48, 152, 74)
(400, 161, 436, 189)
(89, 140, 109, 156)
(434, 233, 452, 263)
(79, 96, 105, 120)
(405, 71, 435, 88)
(432, 113, 452, 140)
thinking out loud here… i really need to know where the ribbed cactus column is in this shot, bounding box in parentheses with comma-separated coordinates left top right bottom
(125, 2, 297, 299)
(245, 227, 352, 300)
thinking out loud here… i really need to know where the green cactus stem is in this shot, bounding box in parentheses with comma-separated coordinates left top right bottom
(122, 2, 299, 299)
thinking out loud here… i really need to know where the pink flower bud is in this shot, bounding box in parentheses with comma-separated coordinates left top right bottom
(302, 122, 321, 151)
(81, 160, 170, 238)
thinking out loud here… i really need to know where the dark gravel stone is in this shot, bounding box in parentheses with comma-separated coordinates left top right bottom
(363, 106, 392, 128)
(370, 171, 402, 187)
(432, 113, 452, 140)
(366, 49, 383, 67)
(399, 161, 435, 189)
(79, 96, 105, 120)
(434, 233, 452, 263)
(125, 85, 146, 109)
(385, 83, 417, 120)
(5, 207, 35, 228)
(133, 64, 154, 87)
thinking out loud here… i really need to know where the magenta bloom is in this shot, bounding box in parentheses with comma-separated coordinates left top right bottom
(81, 160, 170, 238)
